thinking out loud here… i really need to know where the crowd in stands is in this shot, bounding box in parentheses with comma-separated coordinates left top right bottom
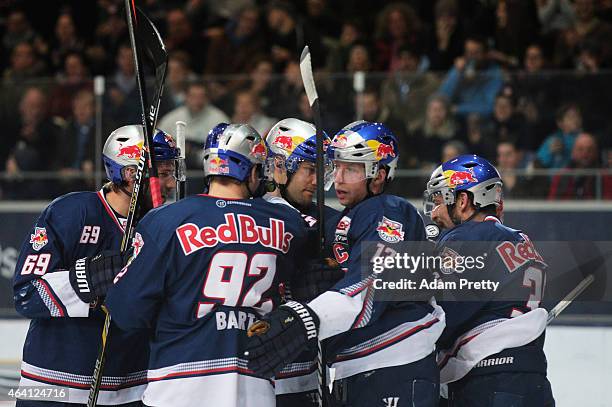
(1, 0, 612, 200)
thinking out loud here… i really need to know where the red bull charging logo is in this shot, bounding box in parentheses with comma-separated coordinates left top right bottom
(250, 139, 268, 159)
(29, 227, 48, 251)
(271, 135, 305, 153)
(116, 142, 143, 159)
(376, 216, 404, 243)
(444, 169, 478, 187)
(365, 140, 396, 161)
(332, 133, 348, 148)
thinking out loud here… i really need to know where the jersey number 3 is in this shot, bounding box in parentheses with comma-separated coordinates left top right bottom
(196, 251, 277, 318)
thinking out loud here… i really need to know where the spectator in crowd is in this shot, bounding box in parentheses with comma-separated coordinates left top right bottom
(462, 113, 497, 161)
(497, 140, 545, 198)
(164, 51, 196, 111)
(4, 87, 63, 199)
(3, 41, 46, 82)
(88, 1, 127, 75)
(428, 0, 464, 71)
(490, 0, 540, 69)
(266, 1, 323, 70)
(204, 6, 266, 77)
(381, 45, 441, 134)
(441, 139, 468, 163)
(49, 12, 85, 74)
(58, 89, 99, 192)
(549, 132, 612, 199)
(244, 59, 276, 116)
(2, 9, 47, 66)
(513, 44, 556, 148)
(355, 87, 406, 142)
(484, 92, 529, 149)
(106, 43, 141, 126)
(304, 0, 341, 42)
(266, 60, 303, 119)
(165, 8, 205, 73)
(325, 20, 363, 73)
(438, 36, 504, 118)
(49, 52, 92, 119)
(572, 0, 612, 63)
(536, 0, 576, 35)
(231, 90, 276, 136)
(537, 103, 582, 168)
(411, 94, 456, 169)
(158, 81, 229, 168)
(374, 2, 427, 72)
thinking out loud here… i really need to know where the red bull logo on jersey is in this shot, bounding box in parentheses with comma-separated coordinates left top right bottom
(132, 232, 144, 258)
(29, 227, 48, 251)
(176, 213, 294, 256)
(376, 217, 404, 243)
(250, 139, 268, 159)
(209, 157, 229, 174)
(116, 142, 143, 159)
(496, 233, 546, 273)
(444, 169, 478, 187)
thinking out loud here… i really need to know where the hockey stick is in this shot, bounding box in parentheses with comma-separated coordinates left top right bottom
(175, 121, 187, 200)
(300, 45, 328, 407)
(547, 274, 594, 324)
(87, 3, 168, 406)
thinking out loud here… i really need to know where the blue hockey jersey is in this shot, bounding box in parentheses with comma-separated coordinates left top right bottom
(105, 194, 309, 407)
(435, 216, 549, 384)
(13, 189, 148, 404)
(307, 194, 445, 381)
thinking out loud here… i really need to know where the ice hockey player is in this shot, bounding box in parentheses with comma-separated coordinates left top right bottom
(264, 118, 342, 406)
(105, 123, 309, 407)
(13, 125, 178, 406)
(423, 155, 554, 406)
(245, 121, 445, 407)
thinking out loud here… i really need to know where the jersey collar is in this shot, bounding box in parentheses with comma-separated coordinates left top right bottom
(97, 189, 126, 233)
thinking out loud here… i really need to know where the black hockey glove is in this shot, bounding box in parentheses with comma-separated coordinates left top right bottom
(68, 250, 125, 303)
(244, 301, 320, 378)
(291, 258, 346, 302)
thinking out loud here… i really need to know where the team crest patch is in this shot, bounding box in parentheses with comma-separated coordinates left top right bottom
(131, 232, 144, 258)
(376, 217, 404, 243)
(30, 227, 48, 251)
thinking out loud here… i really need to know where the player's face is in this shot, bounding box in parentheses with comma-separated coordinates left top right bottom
(430, 193, 454, 229)
(156, 160, 176, 202)
(286, 161, 316, 209)
(333, 161, 368, 208)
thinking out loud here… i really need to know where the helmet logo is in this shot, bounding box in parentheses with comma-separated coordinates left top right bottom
(209, 157, 229, 174)
(444, 169, 478, 186)
(272, 135, 306, 152)
(164, 135, 176, 148)
(116, 142, 143, 159)
(250, 139, 268, 159)
(365, 140, 396, 161)
(332, 133, 348, 148)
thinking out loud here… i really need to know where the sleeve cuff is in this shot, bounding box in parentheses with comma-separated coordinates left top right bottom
(42, 271, 91, 317)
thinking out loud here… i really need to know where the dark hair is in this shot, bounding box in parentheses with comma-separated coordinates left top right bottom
(555, 103, 581, 122)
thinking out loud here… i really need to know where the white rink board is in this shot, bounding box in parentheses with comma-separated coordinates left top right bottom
(0, 320, 610, 406)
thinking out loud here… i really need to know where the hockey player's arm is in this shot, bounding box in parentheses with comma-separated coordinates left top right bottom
(13, 207, 91, 318)
(105, 223, 166, 331)
(309, 206, 427, 340)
